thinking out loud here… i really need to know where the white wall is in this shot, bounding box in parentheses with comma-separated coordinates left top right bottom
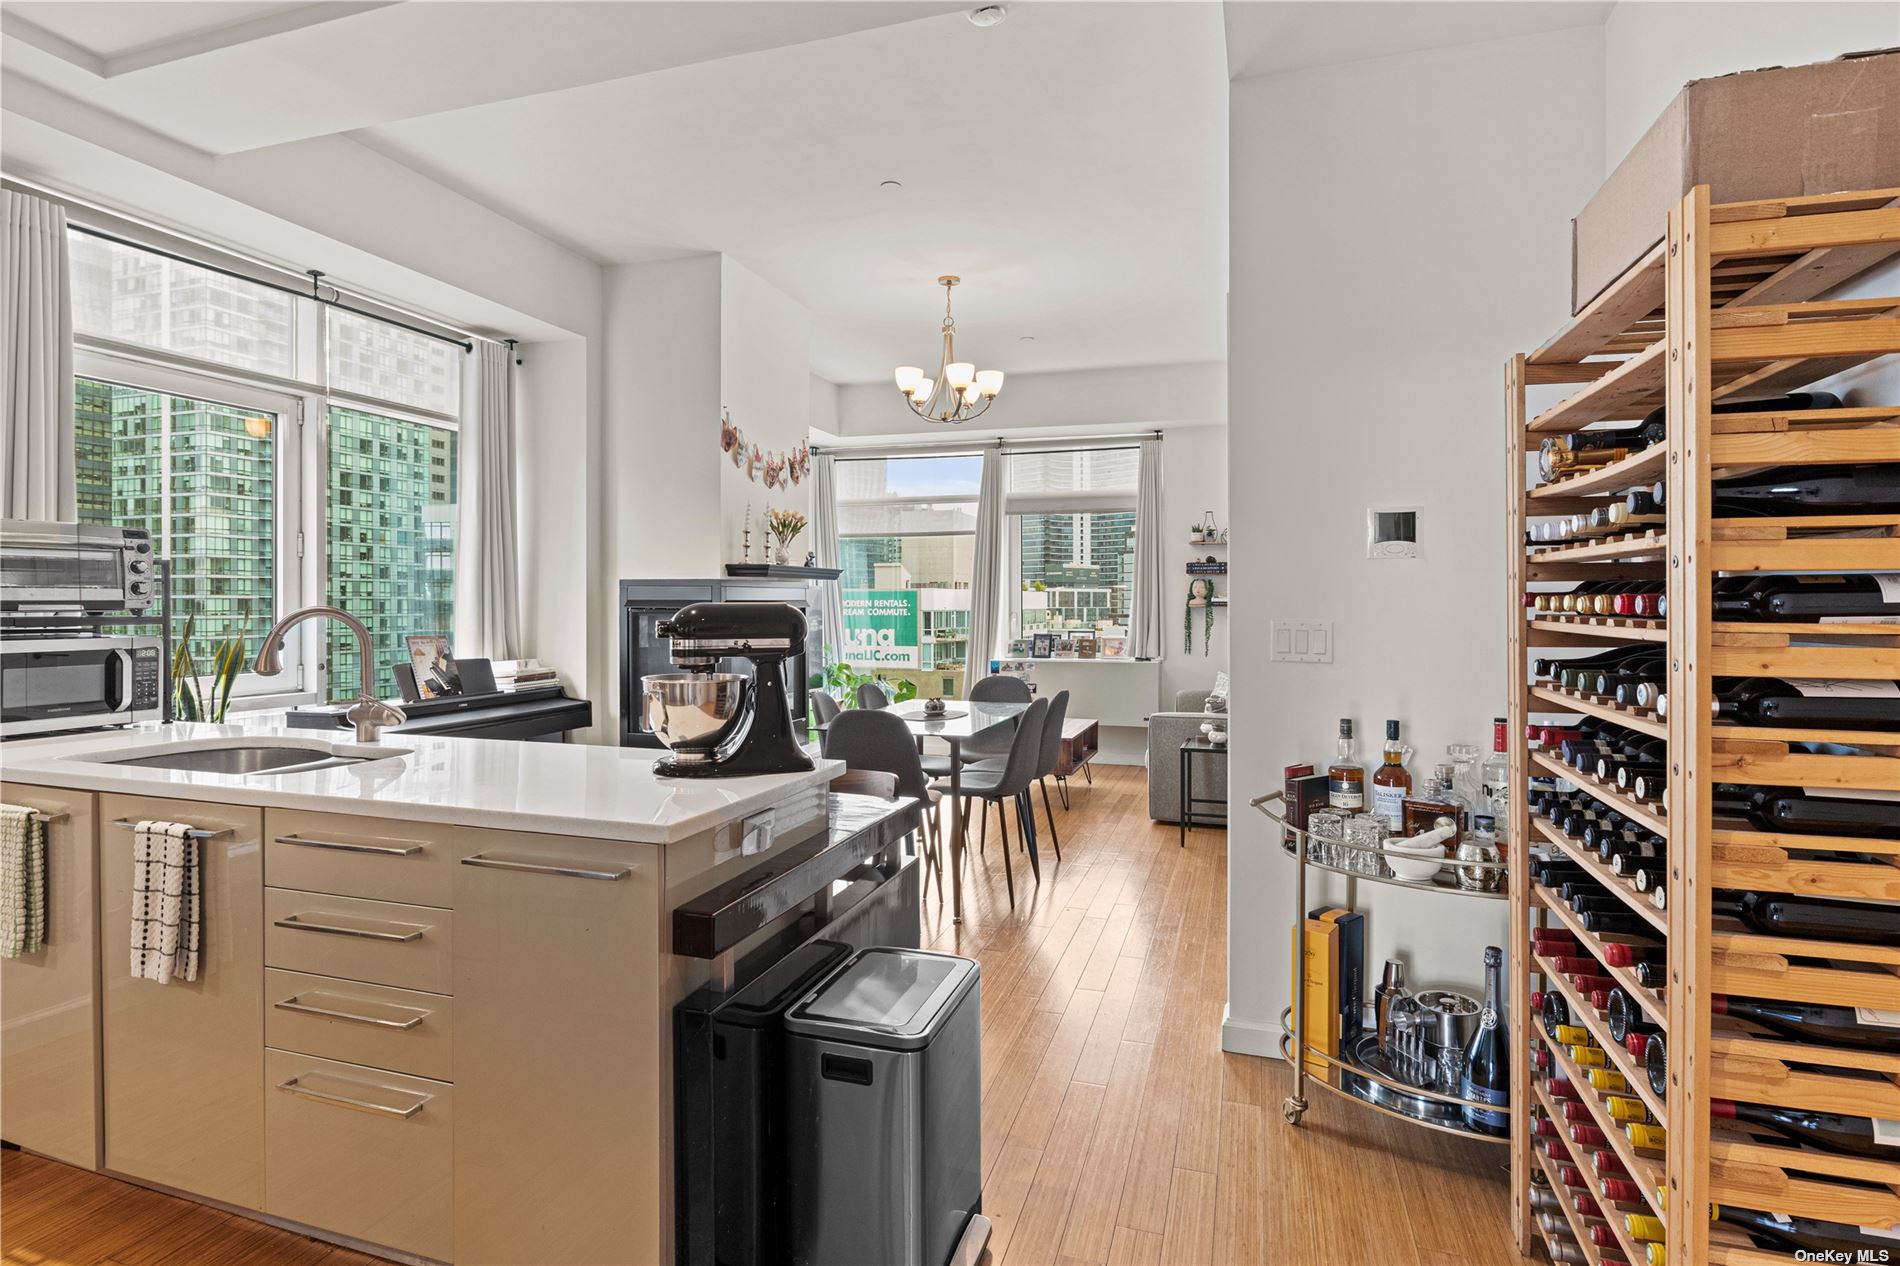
(720, 259, 813, 562)
(1225, 24, 1606, 1055)
(1602, 2, 1900, 171)
(1159, 422, 1231, 708)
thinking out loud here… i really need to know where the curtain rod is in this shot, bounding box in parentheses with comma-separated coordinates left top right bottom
(7, 176, 486, 352)
(67, 223, 475, 353)
(813, 430, 1161, 461)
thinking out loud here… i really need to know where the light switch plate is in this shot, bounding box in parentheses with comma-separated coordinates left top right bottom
(1270, 620, 1333, 664)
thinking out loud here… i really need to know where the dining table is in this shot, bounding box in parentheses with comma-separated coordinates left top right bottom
(885, 699, 1029, 923)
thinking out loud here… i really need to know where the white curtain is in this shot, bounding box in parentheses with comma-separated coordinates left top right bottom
(1130, 436, 1164, 660)
(809, 452, 847, 665)
(2, 190, 75, 521)
(454, 340, 520, 659)
(966, 444, 1005, 683)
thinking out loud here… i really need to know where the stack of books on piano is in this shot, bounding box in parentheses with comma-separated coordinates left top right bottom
(491, 659, 562, 692)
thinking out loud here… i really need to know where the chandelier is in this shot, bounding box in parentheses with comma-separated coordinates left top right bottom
(893, 275, 1004, 424)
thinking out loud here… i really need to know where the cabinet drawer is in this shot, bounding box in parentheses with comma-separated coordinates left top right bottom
(265, 968, 452, 1083)
(265, 888, 452, 994)
(265, 810, 453, 908)
(264, 1048, 451, 1262)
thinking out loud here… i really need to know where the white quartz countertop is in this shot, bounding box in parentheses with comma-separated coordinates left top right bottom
(0, 718, 841, 844)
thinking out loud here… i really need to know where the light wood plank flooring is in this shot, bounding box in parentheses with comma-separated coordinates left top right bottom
(2, 763, 1520, 1266)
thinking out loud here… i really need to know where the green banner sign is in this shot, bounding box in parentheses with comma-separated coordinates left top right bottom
(842, 590, 920, 668)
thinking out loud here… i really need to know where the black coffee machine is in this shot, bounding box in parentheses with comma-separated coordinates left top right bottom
(644, 602, 816, 778)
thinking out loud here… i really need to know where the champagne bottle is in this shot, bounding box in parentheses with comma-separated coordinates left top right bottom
(1713, 890, 1900, 946)
(1460, 946, 1510, 1137)
(1711, 1099, 1898, 1159)
(1711, 994, 1900, 1054)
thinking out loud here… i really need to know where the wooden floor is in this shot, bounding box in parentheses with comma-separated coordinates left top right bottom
(1, 763, 1520, 1266)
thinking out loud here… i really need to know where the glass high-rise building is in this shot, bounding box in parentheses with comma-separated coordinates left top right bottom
(75, 379, 277, 654)
(326, 407, 458, 699)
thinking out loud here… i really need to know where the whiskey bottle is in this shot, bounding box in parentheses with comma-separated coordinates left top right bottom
(1327, 718, 1366, 811)
(1370, 719, 1412, 830)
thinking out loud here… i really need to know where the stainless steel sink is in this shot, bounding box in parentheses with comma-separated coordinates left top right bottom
(92, 740, 410, 777)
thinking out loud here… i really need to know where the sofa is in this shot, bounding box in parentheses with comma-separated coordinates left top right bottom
(1147, 689, 1228, 822)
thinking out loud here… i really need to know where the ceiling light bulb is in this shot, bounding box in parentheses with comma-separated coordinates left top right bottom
(895, 366, 924, 392)
(975, 370, 1004, 397)
(946, 362, 975, 390)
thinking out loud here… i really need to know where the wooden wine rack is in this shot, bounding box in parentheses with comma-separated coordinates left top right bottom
(1505, 184, 1900, 1264)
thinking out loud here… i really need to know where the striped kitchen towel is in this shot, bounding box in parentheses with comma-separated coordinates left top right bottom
(130, 821, 201, 984)
(0, 804, 48, 958)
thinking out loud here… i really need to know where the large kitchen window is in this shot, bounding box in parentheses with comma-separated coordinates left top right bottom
(67, 228, 466, 703)
(325, 406, 458, 700)
(1006, 447, 1139, 656)
(835, 454, 981, 698)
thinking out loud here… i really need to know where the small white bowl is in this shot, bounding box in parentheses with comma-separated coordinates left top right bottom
(1382, 840, 1446, 883)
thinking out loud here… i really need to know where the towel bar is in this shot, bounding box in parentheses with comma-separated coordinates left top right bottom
(108, 818, 232, 841)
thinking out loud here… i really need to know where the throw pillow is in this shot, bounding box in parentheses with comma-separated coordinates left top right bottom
(1205, 670, 1230, 714)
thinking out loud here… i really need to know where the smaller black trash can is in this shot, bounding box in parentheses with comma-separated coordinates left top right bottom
(782, 947, 982, 1266)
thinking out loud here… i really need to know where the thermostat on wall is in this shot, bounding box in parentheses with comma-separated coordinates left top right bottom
(1367, 507, 1420, 559)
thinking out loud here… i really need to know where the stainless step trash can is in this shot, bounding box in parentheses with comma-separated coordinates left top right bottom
(782, 947, 982, 1266)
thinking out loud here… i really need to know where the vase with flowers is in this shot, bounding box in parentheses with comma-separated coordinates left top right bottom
(766, 507, 808, 566)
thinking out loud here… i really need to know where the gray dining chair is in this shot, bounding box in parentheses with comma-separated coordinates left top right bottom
(810, 690, 841, 727)
(931, 696, 1047, 909)
(855, 682, 892, 710)
(822, 707, 944, 898)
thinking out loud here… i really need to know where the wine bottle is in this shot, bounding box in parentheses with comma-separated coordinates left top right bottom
(1714, 463, 1900, 515)
(1711, 1099, 1898, 1159)
(1711, 994, 1900, 1054)
(1714, 1205, 1900, 1257)
(1460, 946, 1510, 1137)
(1710, 677, 1900, 731)
(1713, 573, 1900, 622)
(1713, 890, 1900, 946)
(1713, 784, 1900, 840)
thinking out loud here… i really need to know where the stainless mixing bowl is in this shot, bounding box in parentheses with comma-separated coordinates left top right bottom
(641, 672, 748, 764)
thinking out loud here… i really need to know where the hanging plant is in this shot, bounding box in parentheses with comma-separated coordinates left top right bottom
(1185, 577, 1216, 655)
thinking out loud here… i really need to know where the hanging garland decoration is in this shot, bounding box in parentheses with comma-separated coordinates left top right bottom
(1185, 577, 1216, 655)
(720, 408, 809, 489)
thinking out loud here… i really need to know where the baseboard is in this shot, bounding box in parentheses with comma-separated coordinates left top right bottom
(1221, 1007, 1286, 1060)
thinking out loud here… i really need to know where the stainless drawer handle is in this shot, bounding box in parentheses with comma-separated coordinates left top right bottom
(276, 833, 424, 857)
(276, 1076, 428, 1119)
(274, 993, 427, 1030)
(273, 914, 426, 942)
(460, 853, 629, 882)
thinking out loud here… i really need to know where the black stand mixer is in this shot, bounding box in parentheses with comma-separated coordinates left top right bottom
(642, 601, 816, 778)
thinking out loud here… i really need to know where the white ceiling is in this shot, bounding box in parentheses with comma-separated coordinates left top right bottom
(0, 1, 1623, 385)
(1224, 1, 1612, 80)
(358, 2, 1230, 382)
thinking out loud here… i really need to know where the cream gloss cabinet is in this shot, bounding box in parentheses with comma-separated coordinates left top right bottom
(452, 833, 663, 1266)
(98, 794, 264, 1209)
(0, 784, 100, 1169)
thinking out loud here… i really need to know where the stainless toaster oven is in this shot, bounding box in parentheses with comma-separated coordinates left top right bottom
(0, 520, 156, 613)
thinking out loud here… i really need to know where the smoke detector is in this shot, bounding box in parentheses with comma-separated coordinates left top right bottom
(967, 5, 1007, 27)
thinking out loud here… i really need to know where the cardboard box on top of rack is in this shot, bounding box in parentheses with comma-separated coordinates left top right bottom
(1572, 48, 1900, 314)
